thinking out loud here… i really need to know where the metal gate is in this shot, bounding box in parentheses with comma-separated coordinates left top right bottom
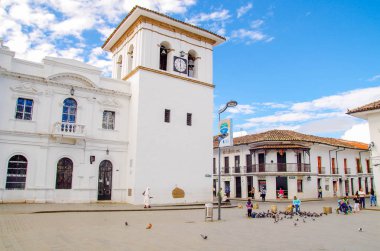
(98, 160, 112, 200)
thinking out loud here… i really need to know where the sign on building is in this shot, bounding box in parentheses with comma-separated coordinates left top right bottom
(219, 119, 233, 147)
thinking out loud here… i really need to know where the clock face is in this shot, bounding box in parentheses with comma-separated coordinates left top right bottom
(173, 56, 187, 73)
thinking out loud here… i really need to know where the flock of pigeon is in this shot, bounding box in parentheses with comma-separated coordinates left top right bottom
(123, 207, 363, 241)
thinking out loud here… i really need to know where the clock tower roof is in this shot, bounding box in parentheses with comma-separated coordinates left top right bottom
(102, 5, 226, 51)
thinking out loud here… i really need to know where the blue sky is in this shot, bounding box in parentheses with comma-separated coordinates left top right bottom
(1, 0, 380, 142)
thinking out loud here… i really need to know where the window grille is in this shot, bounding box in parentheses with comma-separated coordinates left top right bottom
(187, 113, 192, 126)
(6, 155, 27, 189)
(15, 98, 33, 120)
(102, 111, 115, 130)
(164, 109, 170, 123)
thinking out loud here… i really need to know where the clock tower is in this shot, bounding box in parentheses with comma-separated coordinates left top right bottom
(102, 6, 225, 204)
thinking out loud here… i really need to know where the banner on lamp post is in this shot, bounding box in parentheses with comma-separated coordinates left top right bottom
(219, 118, 233, 147)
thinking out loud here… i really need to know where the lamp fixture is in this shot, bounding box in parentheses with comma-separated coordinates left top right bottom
(70, 86, 75, 96)
(179, 50, 186, 57)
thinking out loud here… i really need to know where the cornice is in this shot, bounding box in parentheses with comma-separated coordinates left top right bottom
(122, 65, 215, 88)
(0, 70, 131, 97)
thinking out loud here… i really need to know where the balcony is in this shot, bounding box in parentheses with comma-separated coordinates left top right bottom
(246, 163, 311, 173)
(332, 168, 339, 175)
(233, 166, 241, 173)
(344, 168, 351, 175)
(318, 167, 325, 174)
(52, 122, 85, 138)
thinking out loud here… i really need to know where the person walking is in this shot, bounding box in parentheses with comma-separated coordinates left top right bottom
(143, 187, 152, 208)
(249, 187, 255, 200)
(318, 186, 323, 199)
(260, 187, 266, 202)
(370, 188, 377, 206)
(353, 194, 360, 213)
(358, 188, 366, 209)
(246, 198, 253, 217)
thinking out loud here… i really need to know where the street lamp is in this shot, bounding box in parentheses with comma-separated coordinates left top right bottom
(217, 100, 238, 220)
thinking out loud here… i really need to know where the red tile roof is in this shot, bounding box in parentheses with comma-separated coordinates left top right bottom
(213, 130, 368, 150)
(347, 100, 380, 114)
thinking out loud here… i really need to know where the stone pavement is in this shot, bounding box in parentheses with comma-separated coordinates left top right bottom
(0, 199, 379, 251)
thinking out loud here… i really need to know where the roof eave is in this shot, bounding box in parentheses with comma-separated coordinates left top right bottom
(102, 6, 226, 51)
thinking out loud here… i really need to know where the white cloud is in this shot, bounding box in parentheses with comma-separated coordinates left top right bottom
(368, 74, 380, 82)
(237, 3, 253, 18)
(226, 104, 255, 115)
(291, 86, 380, 112)
(341, 123, 370, 143)
(233, 130, 248, 138)
(235, 86, 380, 139)
(186, 9, 231, 25)
(231, 29, 273, 43)
(250, 19, 264, 29)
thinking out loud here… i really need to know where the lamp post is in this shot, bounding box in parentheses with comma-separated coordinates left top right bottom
(217, 100, 238, 220)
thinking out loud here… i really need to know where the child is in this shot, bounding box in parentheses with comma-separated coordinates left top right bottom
(370, 188, 377, 206)
(353, 195, 360, 213)
(293, 196, 301, 214)
(246, 199, 253, 217)
(342, 196, 352, 213)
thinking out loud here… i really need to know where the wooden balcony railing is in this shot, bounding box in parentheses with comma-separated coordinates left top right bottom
(245, 163, 311, 173)
(318, 167, 325, 174)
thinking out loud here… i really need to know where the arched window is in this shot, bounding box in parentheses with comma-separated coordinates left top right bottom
(188, 51, 197, 78)
(6, 155, 28, 189)
(127, 45, 134, 74)
(62, 98, 77, 123)
(56, 158, 73, 189)
(116, 55, 122, 79)
(159, 45, 168, 70)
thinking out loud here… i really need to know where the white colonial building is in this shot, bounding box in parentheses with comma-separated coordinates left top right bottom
(213, 130, 373, 200)
(0, 6, 225, 204)
(348, 100, 380, 202)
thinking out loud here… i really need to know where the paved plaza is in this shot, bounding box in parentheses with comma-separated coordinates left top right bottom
(0, 199, 379, 251)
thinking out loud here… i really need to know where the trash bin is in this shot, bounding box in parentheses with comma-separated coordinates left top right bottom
(205, 203, 213, 221)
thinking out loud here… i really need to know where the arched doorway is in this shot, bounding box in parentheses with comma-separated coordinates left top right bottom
(98, 160, 113, 200)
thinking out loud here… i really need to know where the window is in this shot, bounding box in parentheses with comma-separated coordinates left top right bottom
(164, 109, 170, 123)
(62, 98, 77, 123)
(356, 158, 361, 173)
(224, 156, 229, 173)
(116, 55, 122, 79)
(213, 158, 216, 174)
(188, 52, 195, 77)
(159, 45, 168, 71)
(15, 98, 33, 120)
(186, 113, 192, 126)
(56, 158, 73, 189)
(6, 155, 27, 189)
(102, 111, 115, 130)
(127, 45, 134, 74)
(297, 179, 303, 192)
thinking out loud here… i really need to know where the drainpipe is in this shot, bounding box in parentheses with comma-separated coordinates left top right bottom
(329, 147, 340, 174)
(335, 148, 345, 174)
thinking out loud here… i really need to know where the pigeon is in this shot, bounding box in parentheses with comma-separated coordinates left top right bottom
(358, 228, 363, 232)
(294, 222, 297, 226)
(146, 223, 152, 229)
(200, 234, 208, 239)
(303, 219, 306, 223)
(296, 218, 299, 221)
(125, 221, 128, 226)
(312, 218, 315, 221)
